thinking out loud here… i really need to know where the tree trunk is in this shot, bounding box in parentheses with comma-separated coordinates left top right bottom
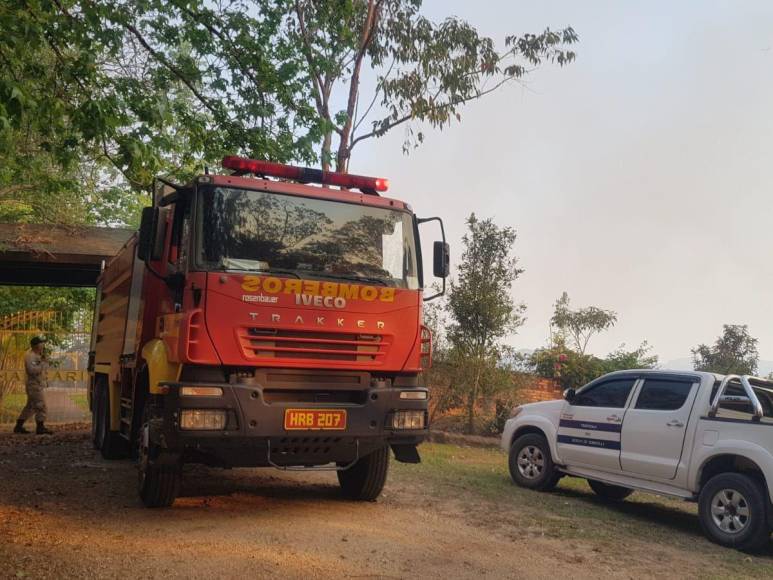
(466, 360, 482, 434)
(321, 130, 333, 172)
(335, 0, 379, 173)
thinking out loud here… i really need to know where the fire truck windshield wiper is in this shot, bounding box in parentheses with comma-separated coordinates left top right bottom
(315, 273, 389, 286)
(218, 261, 301, 278)
(253, 268, 301, 278)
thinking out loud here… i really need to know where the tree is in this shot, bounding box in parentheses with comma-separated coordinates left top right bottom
(447, 214, 526, 433)
(602, 342, 658, 373)
(283, 0, 578, 171)
(530, 338, 603, 391)
(4, 1, 577, 190)
(531, 336, 657, 390)
(550, 292, 617, 355)
(692, 324, 759, 376)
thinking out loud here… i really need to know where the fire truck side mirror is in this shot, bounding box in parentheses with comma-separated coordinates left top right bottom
(137, 207, 158, 262)
(433, 242, 450, 278)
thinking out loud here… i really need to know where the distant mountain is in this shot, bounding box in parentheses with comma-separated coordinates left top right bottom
(664, 357, 773, 377)
(662, 358, 694, 371)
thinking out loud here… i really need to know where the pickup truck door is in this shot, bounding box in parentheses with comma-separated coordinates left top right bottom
(556, 377, 638, 472)
(619, 377, 699, 480)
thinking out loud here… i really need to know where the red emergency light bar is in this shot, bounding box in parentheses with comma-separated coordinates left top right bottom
(222, 156, 389, 194)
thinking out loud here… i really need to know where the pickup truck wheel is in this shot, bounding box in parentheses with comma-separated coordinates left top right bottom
(698, 473, 770, 552)
(588, 480, 633, 501)
(338, 445, 390, 501)
(137, 407, 181, 508)
(509, 433, 560, 491)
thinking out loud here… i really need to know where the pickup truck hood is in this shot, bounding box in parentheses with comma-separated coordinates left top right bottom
(520, 399, 564, 420)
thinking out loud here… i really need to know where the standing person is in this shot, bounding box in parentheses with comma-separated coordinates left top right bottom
(13, 337, 53, 435)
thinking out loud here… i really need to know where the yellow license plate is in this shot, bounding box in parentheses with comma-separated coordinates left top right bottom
(283, 409, 347, 431)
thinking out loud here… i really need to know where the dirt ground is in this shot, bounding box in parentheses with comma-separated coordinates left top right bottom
(1, 427, 771, 580)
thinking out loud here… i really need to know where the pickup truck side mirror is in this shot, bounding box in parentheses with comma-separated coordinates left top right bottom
(563, 388, 576, 403)
(433, 241, 450, 278)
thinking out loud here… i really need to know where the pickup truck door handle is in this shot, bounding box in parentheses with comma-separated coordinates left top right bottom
(606, 414, 622, 423)
(667, 419, 684, 428)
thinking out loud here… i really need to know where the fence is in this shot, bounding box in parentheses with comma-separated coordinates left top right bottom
(0, 310, 91, 424)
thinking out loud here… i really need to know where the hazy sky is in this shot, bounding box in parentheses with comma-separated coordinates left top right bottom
(351, 0, 773, 364)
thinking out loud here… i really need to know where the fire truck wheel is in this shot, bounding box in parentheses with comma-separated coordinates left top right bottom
(137, 408, 181, 508)
(337, 445, 390, 501)
(95, 378, 129, 460)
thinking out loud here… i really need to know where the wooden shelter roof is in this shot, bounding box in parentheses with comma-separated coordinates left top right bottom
(0, 223, 134, 286)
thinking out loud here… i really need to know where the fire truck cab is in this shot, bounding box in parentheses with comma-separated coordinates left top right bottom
(89, 157, 449, 507)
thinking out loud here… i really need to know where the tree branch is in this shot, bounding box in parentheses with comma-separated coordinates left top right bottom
(180, 6, 268, 109)
(293, 1, 328, 120)
(0, 184, 35, 198)
(352, 56, 395, 137)
(349, 76, 513, 151)
(121, 22, 222, 120)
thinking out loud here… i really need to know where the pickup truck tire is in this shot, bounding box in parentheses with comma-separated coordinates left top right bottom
(698, 473, 770, 552)
(588, 480, 634, 501)
(509, 433, 560, 491)
(338, 445, 390, 501)
(137, 405, 181, 508)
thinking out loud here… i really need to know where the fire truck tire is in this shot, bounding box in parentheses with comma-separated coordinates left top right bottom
(137, 406, 181, 508)
(138, 461, 181, 508)
(337, 445, 390, 501)
(95, 378, 129, 460)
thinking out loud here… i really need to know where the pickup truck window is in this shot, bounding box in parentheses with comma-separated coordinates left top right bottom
(710, 382, 773, 424)
(573, 378, 636, 408)
(634, 379, 694, 411)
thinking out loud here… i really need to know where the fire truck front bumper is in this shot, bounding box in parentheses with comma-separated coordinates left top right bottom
(153, 381, 429, 469)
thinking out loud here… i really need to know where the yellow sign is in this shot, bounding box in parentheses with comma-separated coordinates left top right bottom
(0, 370, 88, 382)
(241, 276, 396, 302)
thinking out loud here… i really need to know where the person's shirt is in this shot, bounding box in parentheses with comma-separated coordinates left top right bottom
(24, 349, 48, 388)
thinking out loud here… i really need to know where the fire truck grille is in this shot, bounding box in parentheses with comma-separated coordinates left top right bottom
(238, 328, 388, 364)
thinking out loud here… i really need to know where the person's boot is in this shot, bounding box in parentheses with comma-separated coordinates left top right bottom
(13, 420, 30, 434)
(35, 422, 53, 435)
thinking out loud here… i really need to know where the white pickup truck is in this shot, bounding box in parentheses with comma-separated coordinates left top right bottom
(501, 370, 773, 551)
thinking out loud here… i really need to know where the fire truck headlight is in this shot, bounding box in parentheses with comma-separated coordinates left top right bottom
(180, 409, 227, 430)
(392, 410, 426, 430)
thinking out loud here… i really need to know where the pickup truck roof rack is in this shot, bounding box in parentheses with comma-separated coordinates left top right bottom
(709, 374, 770, 421)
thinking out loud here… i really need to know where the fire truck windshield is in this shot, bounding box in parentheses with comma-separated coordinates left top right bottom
(196, 186, 420, 289)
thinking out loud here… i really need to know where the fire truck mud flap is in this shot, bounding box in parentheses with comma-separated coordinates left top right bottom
(391, 444, 421, 463)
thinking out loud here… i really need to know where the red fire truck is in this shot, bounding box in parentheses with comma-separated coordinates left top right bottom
(89, 156, 449, 507)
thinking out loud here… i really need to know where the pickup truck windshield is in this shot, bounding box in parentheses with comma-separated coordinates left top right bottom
(197, 186, 419, 289)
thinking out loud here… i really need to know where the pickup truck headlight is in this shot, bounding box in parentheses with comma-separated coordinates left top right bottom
(509, 406, 523, 419)
(180, 409, 227, 430)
